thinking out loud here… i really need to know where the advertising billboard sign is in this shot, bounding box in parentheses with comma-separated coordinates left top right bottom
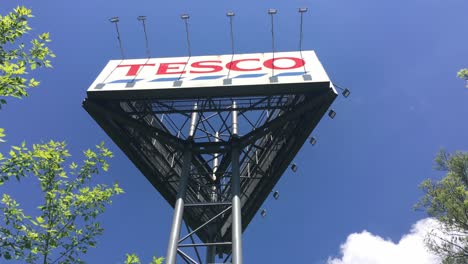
(87, 50, 334, 99)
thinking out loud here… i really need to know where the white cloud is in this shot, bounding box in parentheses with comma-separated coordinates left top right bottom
(328, 218, 442, 264)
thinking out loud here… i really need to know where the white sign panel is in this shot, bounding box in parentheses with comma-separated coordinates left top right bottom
(87, 50, 334, 98)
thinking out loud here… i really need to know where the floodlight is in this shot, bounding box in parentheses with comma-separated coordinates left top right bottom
(342, 88, 351, 98)
(227, 11, 235, 17)
(332, 83, 351, 98)
(268, 9, 277, 14)
(299, 7, 308, 13)
(309, 137, 317, 145)
(328, 109, 336, 119)
(273, 191, 280, 200)
(137, 16, 146, 21)
(291, 163, 298, 173)
(180, 14, 190, 19)
(109, 17, 119, 23)
(261, 209, 267, 217)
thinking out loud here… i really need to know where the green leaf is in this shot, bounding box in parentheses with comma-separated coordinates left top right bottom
(0, 127, 5, 143)
(151, 256, 165, 264)
(35, 216, 44, 224)
(124, 253, 141, 264)
(457, 68, 468, 88)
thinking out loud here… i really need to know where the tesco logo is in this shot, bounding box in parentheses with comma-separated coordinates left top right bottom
(116, 57, 305, 76)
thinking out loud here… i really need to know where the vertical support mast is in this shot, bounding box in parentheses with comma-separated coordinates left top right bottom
(166, 149, 192, 264)
(232, 101, 238, 135)
(166, 103, 197, 264)
(231, 101, 243, 264)
(189, 103, 198, 137)
(213, 131, 220, 182)
(206, 245, 216, 264)
(211, 131, 219, 202)
(206, 131, 220, 264)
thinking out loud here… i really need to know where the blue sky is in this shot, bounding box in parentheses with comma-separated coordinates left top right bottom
(1, 0, 468, 263)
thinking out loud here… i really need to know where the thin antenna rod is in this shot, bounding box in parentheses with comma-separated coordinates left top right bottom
(181, 14, 192, 57)
(179, 14, 191, 81)
(268, 9, 277, 77)
(138, 16, 151, 58)
(110, 17, 125, 59)
(298, 8, 308, 74)
(227, 11, 235, 79)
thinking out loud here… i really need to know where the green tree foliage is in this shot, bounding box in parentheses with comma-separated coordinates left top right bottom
(0, 141, 123, 263)
(0, 6, 163, 263)
(416, 150, 468, 263)
(0, 128, 5, 143)
(124, 253, 164, 264)
(0, 6, 55, 108)
(458, 69, 468, 88)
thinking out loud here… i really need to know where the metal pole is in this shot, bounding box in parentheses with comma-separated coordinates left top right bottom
(213, 131, 220, 181)
(206, 244, 216, 264)
(189, 103, 198, 137)
(268, 9, 277, 78)
(298, 8, 308, 74)
(226, 12, 235, 80)
(109, 17, 125, 59)
(211, 131, 219, 202)
(232, 102, 238, 135)
(137, 16, 151, 58)
(231, 101, 243, 264)
(166, 148, 192, 264)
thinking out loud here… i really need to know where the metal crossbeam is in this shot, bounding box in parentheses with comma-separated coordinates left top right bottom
(179, 242, 233, 248)
(179, 206, 233, 244)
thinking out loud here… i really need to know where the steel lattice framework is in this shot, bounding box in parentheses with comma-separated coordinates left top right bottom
(84, 84, 335, 263)
(84, 49, 337, 264)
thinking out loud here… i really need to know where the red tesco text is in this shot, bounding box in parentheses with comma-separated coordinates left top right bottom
(116, 57, 305, 76)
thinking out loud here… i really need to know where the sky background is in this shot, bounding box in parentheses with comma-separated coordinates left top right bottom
(1, 0, 468, 263)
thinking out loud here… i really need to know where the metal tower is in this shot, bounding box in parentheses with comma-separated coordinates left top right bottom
(84, 51, 337, 264)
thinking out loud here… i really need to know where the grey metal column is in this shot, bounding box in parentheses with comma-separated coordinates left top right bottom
(206, 130, 220, 264)
(231, 101, 243, 264)
(167, 104, 197, 264)
(206, 243, 216, 264)
(166, 148, 192, 264)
